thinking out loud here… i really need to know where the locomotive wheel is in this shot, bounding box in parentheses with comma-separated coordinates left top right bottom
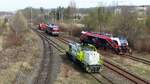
(38, 27, 40, 30)
(99, 66, 103, 72)
(85, 66, 91, 73)
(128, 48, 132, 55)
(66, 52, 72, 60)
(45, 30, 48, 33)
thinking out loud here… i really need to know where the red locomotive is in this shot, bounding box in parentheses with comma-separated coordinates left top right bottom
(80, 31, 131, 55)
(38, 23, 48, 31)
(45, 24, 60, 36)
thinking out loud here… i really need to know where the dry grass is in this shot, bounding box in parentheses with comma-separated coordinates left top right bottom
(55, 64, 92, 84)
(3, 33, 23, 49)
(0, 30, 43, 84)
(0, 12, 43, 84)
(0, 62, 32, 84)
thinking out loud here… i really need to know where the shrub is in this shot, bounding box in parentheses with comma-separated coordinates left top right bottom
(58, 23, 82, 37)
(3, 32, 23, 48)
(9, 11, 29, 36)
(135, 37, 150, 52)
(71, 26, 82, 37)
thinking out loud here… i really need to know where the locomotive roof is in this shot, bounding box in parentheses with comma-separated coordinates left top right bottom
(82, 31, 112, 42)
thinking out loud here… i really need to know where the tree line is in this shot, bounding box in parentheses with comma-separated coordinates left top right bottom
(81, 6, 150, 52)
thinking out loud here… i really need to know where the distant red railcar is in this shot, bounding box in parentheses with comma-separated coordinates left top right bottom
(38, 23, 48, 31)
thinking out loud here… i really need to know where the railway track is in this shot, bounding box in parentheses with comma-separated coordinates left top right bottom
(33, 30, 53, 84)
(34, 30, 106, 84)
(91, 73, 115, 84)
(36, 31, 65, 53)
(124, 54, 150, 65)
(101, 49, 150, 65)
(56, 36, 150, 84)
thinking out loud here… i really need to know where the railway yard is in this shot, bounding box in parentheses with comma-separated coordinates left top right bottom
(32, 27, 150, 84)
(0, 1, 150, 84)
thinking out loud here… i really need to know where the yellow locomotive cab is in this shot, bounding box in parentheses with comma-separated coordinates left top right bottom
(67, 42, 104, 73)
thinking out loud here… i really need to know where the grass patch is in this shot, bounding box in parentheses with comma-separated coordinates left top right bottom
(0, 30, 42, 83)
(0, 62, 33, 84)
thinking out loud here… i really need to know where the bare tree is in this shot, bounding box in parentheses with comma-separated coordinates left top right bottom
(10, 11, 28, 36)
(68, 0, 76, 20)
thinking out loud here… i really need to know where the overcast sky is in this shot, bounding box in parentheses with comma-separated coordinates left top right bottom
(0, 0, 150, 11)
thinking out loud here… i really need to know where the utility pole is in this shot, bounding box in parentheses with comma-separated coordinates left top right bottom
(98, 7, 101, 32)
(69, 0, 76, 36)
(54, 9, 56, 23)
(61, 7, 64, 23)
(98, 2, 103, 33)
(30, 7, 32, 28)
